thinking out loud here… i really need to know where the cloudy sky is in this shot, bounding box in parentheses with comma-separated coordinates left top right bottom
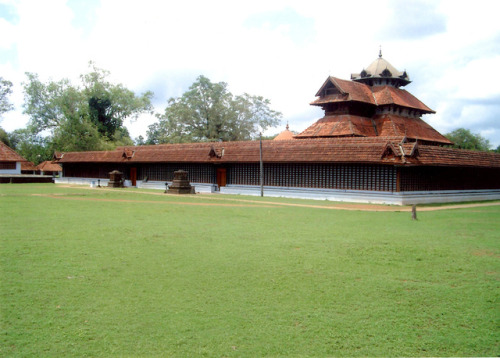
(1, 0, 499, 147)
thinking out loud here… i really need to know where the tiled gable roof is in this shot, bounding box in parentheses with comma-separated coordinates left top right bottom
(21, 161, 37, 171)
(37, 161, 62, 172)
(0, 142, 26, 162)
(312, 77, 376, 106)
(55, 137, 500, 168)
(312, 79, 434, 114)
(372, 86, 434, 113)
(410, 146, 500, 167)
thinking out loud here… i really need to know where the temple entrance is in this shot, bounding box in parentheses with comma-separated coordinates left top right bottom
(216, 168, 226, 188)
(130, 167, 137, 186)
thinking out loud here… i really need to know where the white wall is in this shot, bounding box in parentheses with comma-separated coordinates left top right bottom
(0, 162, 21, 175)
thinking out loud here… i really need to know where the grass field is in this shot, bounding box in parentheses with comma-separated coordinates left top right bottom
(1, 184, 499, 357)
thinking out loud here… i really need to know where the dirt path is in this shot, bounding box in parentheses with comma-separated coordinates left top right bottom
(47, 185, 500, 212)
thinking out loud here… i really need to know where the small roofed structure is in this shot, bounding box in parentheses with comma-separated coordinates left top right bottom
(0, 141, 24, 174)
(36, 161, 62, 176)
(21, 161, 37, 174)
(274, 123, 295, 141)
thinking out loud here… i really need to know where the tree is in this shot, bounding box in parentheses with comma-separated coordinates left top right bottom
(82, 63, 153, 141)
(0, 127, 11, 146)
(8, 128, 52, 165)
(134, 135, 146, 146)
(445, 128, 491, 151)
(494, 145, 500, 153)
(0, 77, 14, 146)
(0, 77, 14, 118)
(148, 75, 281, 144)
(22, 63, 153, 151)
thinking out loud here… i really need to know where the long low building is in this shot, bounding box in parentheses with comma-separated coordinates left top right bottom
(54, 54, 500, 204)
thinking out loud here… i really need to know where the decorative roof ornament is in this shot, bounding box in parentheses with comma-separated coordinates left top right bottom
(351, 49, 411, 88)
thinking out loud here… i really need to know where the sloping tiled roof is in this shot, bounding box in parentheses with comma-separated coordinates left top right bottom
(274, 128, 295, 140)
(371, 86, 434, 113)
(294, 115, 377, 138)
(312, 79, 434, 114)
(374, 114, 452, 145)
(312, 77, 376, 106)
(55, 137, 500, 168)
(37, 161, 62, 172)
(21, 161, 37, 171)
(0, 141, 26, 162)
(411, 146, 500, 167)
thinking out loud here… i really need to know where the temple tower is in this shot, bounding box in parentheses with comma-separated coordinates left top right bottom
(296, 51, 451, 145)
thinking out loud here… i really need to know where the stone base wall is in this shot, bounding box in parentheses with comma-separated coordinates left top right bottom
(54, 178, 500, 205)
(220, 185, 500, 205)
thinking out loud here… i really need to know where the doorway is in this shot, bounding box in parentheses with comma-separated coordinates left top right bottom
(216, 168, 226, 188)
(130, 167, 137, 186)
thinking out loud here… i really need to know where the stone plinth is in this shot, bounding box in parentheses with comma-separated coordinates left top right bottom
(108, 170, 124, 188)
(168, 170, 195, 194)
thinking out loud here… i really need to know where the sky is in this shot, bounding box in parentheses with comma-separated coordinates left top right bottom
(1, 0, 499, 148)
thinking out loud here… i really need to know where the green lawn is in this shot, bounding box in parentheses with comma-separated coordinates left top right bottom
(1, 184, 498, 357)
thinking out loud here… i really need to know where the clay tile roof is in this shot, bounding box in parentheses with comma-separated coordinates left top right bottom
(295, 115, 377, 138)
(312, 77, 376, 106)
(372, 86, 434, 113)
(374, 114, 452, 145)
(414, 146, 500, 168)
(21, 161, 37, 171)
(274, 128, 295, 140)
(36, 161, 62, 172)
(0, 141, 26, 162)
(401, 142, 419, 157)
(55, 137, 500, 168)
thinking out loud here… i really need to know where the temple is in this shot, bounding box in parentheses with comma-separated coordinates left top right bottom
(53, 54, 500, 204)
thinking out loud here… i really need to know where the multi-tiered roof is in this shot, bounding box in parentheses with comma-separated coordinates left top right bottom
(295, 52, 452, 145)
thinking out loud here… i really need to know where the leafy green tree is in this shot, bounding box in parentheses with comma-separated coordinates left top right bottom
(50, 117, 105, 152)
(82, 63, 153, 140)
(493, 145, 500, 153)
(22, 64, 153, 151)
(0, 77, 14, 118)
(146, 113, 192, 144)
(0, 77, 14, 146)
(149, 75, 281, 144)
(134, 135, 146, 146)
(445, 128, 491, 151)
(8, 128, 52, 165)
(0, 127, 11, 146)
(23, 73, 84, 132)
